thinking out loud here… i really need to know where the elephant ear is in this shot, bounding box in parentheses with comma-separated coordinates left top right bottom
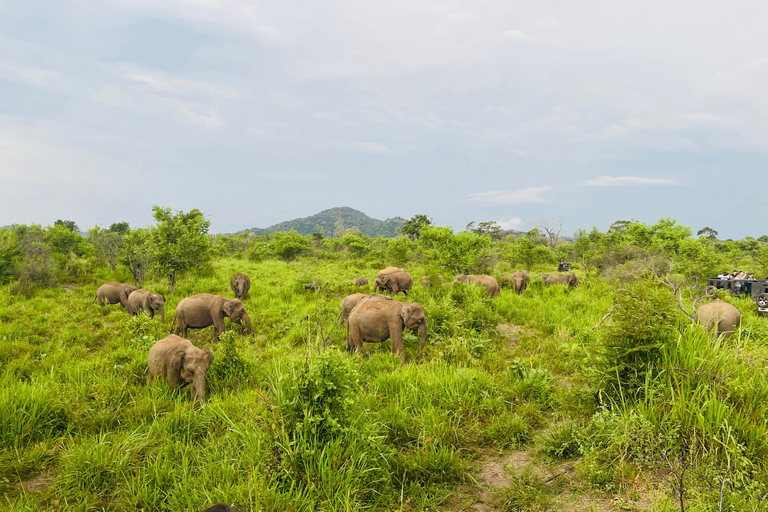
(380, 274, 390, 285)
(222, 300, 236, 317)
(204, 348, 214, 365)
(169, 349, 186, 384)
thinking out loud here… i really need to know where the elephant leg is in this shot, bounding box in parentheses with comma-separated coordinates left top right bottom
(213, 315, 226, 340)
(389, 320, 405, 357)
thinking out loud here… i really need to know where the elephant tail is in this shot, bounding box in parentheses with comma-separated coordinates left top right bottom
(169, 317, 177, 335)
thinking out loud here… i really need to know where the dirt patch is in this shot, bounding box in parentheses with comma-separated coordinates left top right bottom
(497, 324, 532, 349)
(15, 475, 53, 493)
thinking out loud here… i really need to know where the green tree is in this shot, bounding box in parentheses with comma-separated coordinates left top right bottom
(697, 226, 718, 241)
(269, 229, 310, 263)
(506, 229, 555, 270)
(0, 229, 20, 284)
(119, 228, 153, 285)
(149, 206, 212, 291)
(466, 221, 503, 241)
(399, 214, 432, 240)
(339, 233, 370, 257)
(419, 225, 491, 274)
(54, 219, 79, 232)
(108, 222, 130, 235)
(89, 226, 124, 271)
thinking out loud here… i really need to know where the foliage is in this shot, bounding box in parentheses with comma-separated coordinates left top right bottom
(119, 228, 153, 286)
(149, 205, 212, 290)
(399, 214, 432, 240)
(269, 229, 310, 263)
(0, 229, 20, 284)
(88, 226, 124, 271)
(419, 225, 492, 274)
(598, 279, 678, 399)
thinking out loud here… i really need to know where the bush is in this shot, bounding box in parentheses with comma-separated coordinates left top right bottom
(277, 349, 359, 441)
(598, 279, 678, 400)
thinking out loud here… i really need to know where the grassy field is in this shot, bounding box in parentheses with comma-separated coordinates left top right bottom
(2, 256, 768, 511)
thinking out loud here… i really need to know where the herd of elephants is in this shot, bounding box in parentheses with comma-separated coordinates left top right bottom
(94, 264, 740, 405)
(91, 265, 744, 512)
(93, 267, 580, 403)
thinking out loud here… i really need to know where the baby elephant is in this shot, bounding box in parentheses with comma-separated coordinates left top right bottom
(230, 273, 251, 300)
(201, 505, 241, 512)
(128, 289, 166, 323)
(338, 293, 392, 325)
(347, 298, 427, 359)
(96, 282, 139, 312)
(353, 277, 369, 287)
(147, 335, 213, 401)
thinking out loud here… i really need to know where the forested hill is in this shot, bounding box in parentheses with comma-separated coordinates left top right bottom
(242, 207, 406, 237)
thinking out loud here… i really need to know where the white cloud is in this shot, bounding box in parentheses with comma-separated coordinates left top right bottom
(0, 60, 61, 88)
(345, 142, 391, 155)
(584, 176, 679, 187)
(465, 187, 552, 206)
(497, 217, 525, 230)
(115, 64, 240, 99)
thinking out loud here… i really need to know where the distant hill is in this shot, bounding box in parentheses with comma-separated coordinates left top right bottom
(243, 207, 406, 238)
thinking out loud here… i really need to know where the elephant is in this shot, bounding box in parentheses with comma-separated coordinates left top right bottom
(695, 300, 741, 339)
(422, 276, 431, 288)
(127, 289, 166, 323)
(373, 267, 413, 296)
(347, 298, 427, 359)
(338, 293, 392, 324)
(230, 273, 251, 300)
(173, 293, 253, 340)
(354, 277, 369, 286)
(96, 282, 139, 312)
(452, 274, 500, 298)
(147, 334, 213, 401)
(509, 271, 530, 294)
(544, 273, 579, 288)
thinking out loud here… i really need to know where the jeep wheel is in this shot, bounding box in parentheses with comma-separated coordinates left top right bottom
(757, 294, 768, 309)
(705, 286, 717, 299)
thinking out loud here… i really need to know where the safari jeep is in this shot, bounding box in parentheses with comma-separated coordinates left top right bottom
(706, 277, 768, 314)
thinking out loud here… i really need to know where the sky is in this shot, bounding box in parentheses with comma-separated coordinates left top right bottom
(1, 1, 767, 238)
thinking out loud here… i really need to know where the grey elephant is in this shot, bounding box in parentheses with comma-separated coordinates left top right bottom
(695, 300, 741, 339)
(338, 292, 392, 324)
(347, 298, 427, 359)
(230, 273, 251, 300)
(373, 267, 413, 296)
(353, 277, 369, 286)
(452, 274, 500, 298)
(96, 282, 139, 312)
(174, 293, 253, 340)
(147, 334, 213, 401)
(499, 271, 530, 294)
(128, 289, 166, 323)
(201, 505, 241, 512)
(544, 273, 579, 288)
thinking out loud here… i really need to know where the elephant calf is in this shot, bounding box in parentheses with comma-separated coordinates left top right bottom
(147, 335, 213, 401)
(452, 275, 500, 298)
(174, 293, 253, 340)
(696, 300, 741, 339)
(373, 267, 413, 296)
(128, 289, 166, 323)
(347, 298, 427, 359)
(230, 273, 251, 300)
(96, 282, 139, 312)
(338, 293, 392, 325)
(354, 277, 369, 286)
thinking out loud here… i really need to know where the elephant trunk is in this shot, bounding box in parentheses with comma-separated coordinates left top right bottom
(191, 373, 206, 401)
(241, 312, 253, 334)
(159, 304, 165, 324)
(417, 319, 427, 360)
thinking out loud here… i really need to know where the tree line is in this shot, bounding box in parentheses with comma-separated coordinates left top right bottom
(2, 208, 766, 295)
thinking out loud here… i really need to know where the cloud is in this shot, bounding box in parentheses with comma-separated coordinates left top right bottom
(465, 187, 552, 206)
(0, 60, 61, 88)
(584, 176, 679, 187)
(115, 64, 240, 99)
(497, 217, 525, 230)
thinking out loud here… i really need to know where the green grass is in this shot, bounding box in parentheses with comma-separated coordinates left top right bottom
(2, 256, 768, 510)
